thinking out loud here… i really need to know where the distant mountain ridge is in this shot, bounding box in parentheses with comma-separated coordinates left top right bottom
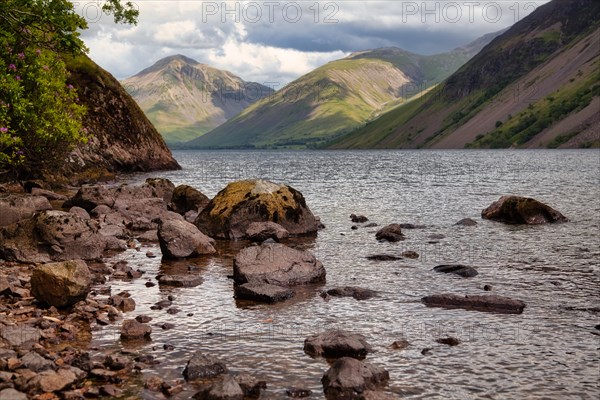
(122, 55, 272, 144)
(183, 30, 502, 149)
(329, 0, 600, 149)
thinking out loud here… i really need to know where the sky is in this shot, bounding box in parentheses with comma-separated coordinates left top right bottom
(78, 1, 549, 85)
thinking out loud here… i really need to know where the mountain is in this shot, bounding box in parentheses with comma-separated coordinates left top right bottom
(184, 31, 501, 149)
(329, 0, 600, 149)
(122, 55, 272, 144)
(53, 55, 180, 184)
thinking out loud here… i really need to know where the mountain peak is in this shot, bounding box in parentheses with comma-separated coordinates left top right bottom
(131, 54, 201, 77)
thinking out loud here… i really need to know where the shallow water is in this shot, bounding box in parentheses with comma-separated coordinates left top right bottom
(95, 150, 599, 399)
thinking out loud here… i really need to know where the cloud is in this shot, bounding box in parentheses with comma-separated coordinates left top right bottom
(77, 0, 548, 83)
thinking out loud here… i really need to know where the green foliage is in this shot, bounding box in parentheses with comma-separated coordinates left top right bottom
(0, 0, 137, 178)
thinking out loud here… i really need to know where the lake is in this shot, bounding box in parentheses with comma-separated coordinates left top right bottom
(96, 149, 599, 399)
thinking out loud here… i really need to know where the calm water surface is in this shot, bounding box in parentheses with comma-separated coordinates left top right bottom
(95, 150, 599, 399)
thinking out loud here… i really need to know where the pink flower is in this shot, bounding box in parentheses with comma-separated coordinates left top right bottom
(35, 49, 41, 55)
(8, 64, 16, 71)
(15, 76, 21, 81)
(17, 53, 25, 60)
(67, 84, 74, 90)
(0, 127, 8, 133)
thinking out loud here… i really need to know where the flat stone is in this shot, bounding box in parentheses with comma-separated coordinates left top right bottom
(157, 274, 203, 287)
(422, 293, 526, 314)
(433, 265, 478, 278)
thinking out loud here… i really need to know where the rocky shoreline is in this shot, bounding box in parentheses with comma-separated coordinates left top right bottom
(0, 179, 570, 398)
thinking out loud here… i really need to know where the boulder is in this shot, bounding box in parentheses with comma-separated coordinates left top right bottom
(20, 351, 53, 372)
(195, 179, 319, 239)
(0, 194, 52, 226)
(31, 260, 91, 308)
(29, 367, 83, 393)
(421, 293, 526, 314)
(0, 210, 107, 263)
(433, 265, 478, 278)
(66, 186, 115, 211)
(233, 243, 325, 286)
(171, 184, 210, 215)
(436, 337, 460, 346)
(157, 274, 204, 288)
(321, 357, 389, 399)
(120, 319, 152, 339)
(324, 287, 375, 301)
(398, 223, 426, 229)
(193, 374, 244, 400)
(375, 224, 405, 242)
(454, 218, 477, 226)
(68, 206, 90, 220)
(157, 218, 216, 259)
(145, 178, 176, 203)
(234, 283, 294, 303)
(481, 195, 567, 224)
(304, 330, 372, 359)
(183, 351, 228, 381)
(245, 221, 290, 242)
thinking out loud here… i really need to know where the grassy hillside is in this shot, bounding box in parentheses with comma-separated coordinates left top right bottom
(184, 33, 499, 149)
(122, 55, 271, 144)
(329, 0, 600, 149)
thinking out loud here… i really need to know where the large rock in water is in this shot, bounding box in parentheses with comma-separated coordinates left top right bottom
(481, 195, 567, 224)
(30, 260, 91, 308)
(304, 330, 372, 359)
(233, 243, 325, 286)
(194, 179, 319, 239)
(321, 357, 390, 399)
(171, 185, 210, 215)
(422, 293, 526, 314)
(183, 352, 228, 381)
(157, 219, 216, 259)
(0, 210, 107, 263)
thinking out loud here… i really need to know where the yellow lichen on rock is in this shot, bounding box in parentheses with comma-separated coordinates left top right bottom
(195, 179, 318, 239)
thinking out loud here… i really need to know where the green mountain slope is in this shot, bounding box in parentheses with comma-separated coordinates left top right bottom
(329, 0, 600, 149)
(184, 32, 500, 149)
(122, 55, 271, 144)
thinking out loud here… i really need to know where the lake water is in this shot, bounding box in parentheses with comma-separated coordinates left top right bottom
(96, 150, 599, 399)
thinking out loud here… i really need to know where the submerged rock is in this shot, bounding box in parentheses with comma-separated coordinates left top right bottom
(454, 218, 477, 226)
(422, 293, 526, 314)
(195, 179, 319, 239)
(304, 329, 372, 359)
(433, 265, 478, 278)
(325, 287, 375, 300)
(321, 357, 389, 399)
(233, 243, 325, 286)
(234, 282, 294, 303)
(481, 195, 567, 224)
(157, 218, 216, 259)
(183, 351, 228, 381)
(31, 260, 91, 308)
(375, 224, 405, 242)
(350, 214, 369, 223)
(366, 254, 401, 261)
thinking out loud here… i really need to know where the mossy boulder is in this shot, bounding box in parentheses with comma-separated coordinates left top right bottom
(194, 179, 319, 239)
(482, 195, 567, 224)
(31, 260, 91, 308)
